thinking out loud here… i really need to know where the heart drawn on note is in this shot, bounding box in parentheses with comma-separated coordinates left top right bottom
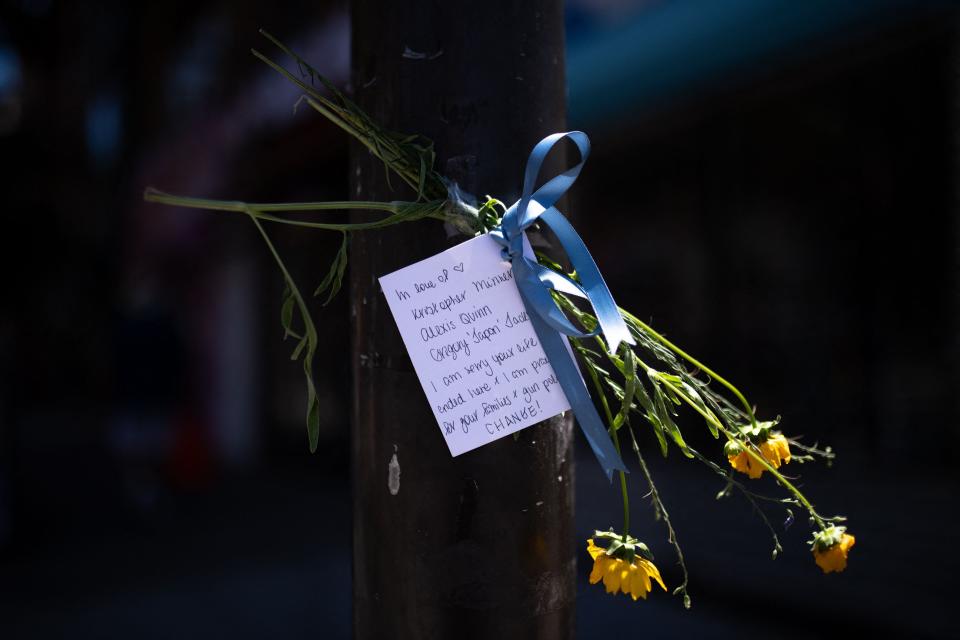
(452, 262, 464, 272)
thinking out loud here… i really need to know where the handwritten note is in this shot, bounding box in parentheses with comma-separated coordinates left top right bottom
(379, 234, 571, 456)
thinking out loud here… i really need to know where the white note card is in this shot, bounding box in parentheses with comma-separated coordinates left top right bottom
(378, 234, 571, 456)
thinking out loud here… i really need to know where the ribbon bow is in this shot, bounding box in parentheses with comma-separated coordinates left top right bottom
(491, 131, 632, 480)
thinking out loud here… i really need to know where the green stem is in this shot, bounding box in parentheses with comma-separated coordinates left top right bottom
(246, 215, 303, 317)
(146, 188, 401, 214)
(687, 447, 783, 557)
(645, 363, 826, 529)
(645, 367, 725, 433)
(612, 425, 630, 538)
(250, 49, 399, 182)
(243, 210, 320, 451)
(727, 433, 826, 530)
(300, 96, 425, 195)
(144, 189, 447, 231)
(581, 342, 630, 537)
(554, 288, 825, 529)
(620, 308, 759, 430)
(630, 427, 691, 608)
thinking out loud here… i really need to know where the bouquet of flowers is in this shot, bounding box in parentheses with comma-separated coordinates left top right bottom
(146, 32, 852, 609)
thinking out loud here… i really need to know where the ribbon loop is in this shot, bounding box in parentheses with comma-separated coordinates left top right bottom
(492, 131, 633, 480)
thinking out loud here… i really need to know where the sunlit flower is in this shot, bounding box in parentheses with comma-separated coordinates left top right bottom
(726, 432, 792, 479)
(810, 525, 856, 573)
(587, 538, 667, 600)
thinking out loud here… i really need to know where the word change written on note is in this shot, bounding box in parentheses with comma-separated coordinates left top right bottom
(379, 234, 571, 456)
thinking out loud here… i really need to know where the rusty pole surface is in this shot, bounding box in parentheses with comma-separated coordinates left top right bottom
(348, 1, 575, 638)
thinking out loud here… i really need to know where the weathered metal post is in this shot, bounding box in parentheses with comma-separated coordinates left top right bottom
(349, 1, 574, 637)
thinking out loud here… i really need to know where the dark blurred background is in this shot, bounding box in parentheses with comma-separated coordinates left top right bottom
(0, 1, 957, 638)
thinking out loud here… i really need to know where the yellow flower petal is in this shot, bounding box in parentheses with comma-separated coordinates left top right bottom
(585, 536, 668, 601)
(628, 565, 648, 600)
(727, 451, 746, 473)
(747, 453, 764, 478)
(638, 557, 667, 592)
(760, 433, 791, 469)
(729, 433, 792, 479)
(813, 532, 856, 573)
(774, 434, 792, 464)
(618, 563, 632, 596)
(602, 558, 623, 594)
(589, 556, 607, 584)
(728, 450, 764, 478)
(758, 440, 778, 467)
(840, 532, 856, 552)
(586, 538, 604, 561)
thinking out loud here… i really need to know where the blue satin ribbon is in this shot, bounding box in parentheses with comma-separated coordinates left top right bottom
(491, 131, 632, 480)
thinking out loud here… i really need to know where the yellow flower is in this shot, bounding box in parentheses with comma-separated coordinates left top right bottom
(727, 432, 791, 479)
(811, 526, 856, 573)
(587, 538, 667, 601)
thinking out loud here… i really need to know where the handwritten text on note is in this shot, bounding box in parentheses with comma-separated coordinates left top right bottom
(379, 234, 571, 456)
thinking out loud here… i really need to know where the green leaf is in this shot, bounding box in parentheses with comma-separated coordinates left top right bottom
(658, 372, 684, 385)
(612, 348, 636, 431)
(260, 29, 351, 106)
(677, 379, 721, 439)
(290, 335, 308, 361)
(651, 378, 693, 458)
(646, 410, 669, 457)
(633, 541, 654, 561)
(605, 539, 624, 556)
(314, 231, 350, 306)
(534, 251, 566, 274)
(247, 212, 321, 452)
(417, 155, 427, 201)
(605, 378, 624, 397)
(255, 32, 447, 202)
(280, 285, 301, 340)
(633, 383, 668, 456)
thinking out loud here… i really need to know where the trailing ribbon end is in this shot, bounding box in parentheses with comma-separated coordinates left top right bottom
(526, 305, 628, 481)
(492, 130, 632, 479)
(538, 207, 634, 356)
